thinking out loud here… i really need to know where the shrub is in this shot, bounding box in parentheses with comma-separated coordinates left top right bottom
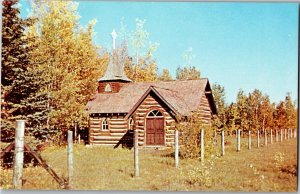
(176, 112, 215, 159)
(181, 159, 215, 188)
(274, 152, 285, 170)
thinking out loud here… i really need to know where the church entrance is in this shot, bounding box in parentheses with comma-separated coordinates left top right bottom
(146, 110, 164, 145)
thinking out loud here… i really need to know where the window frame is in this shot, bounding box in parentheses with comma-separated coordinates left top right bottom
(128, 117, 134, 130)
(147, 109, 164, 118)
(104, 83, 112, 92)
(102, 118, 109, 131)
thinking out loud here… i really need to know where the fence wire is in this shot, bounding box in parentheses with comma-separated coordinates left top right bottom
(0, 128, 297, 190)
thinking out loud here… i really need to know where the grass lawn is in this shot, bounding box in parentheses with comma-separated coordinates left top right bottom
(0, 135, 298, 191)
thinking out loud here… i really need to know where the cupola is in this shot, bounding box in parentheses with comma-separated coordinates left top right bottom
(98, 30, 132, 93)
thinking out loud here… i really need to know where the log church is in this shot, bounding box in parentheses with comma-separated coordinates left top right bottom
(86, 30, 217, 147)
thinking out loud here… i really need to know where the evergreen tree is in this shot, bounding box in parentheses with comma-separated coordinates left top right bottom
(1, 0, 34, 141)
(2, 0, 28, 86)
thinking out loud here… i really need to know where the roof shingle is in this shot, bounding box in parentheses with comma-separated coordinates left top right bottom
(86, 78, 214, 116)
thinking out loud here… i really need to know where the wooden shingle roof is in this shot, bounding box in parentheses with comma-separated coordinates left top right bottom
(86, 78, 217, 116)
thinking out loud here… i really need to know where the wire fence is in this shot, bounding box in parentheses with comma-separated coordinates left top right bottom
(0, 120, 297, 190)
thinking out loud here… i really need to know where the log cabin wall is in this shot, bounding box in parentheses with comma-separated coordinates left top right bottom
(89, 114, 128, 145)
(197, 92, 213, 125)
(133, 92, 176, 147)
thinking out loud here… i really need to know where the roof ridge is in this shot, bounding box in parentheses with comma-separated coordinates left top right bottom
(150, 85, 178, 93)
(127, 78, 208, 85)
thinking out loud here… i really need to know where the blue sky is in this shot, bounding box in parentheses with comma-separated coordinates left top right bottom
(20, 1, 298, 104)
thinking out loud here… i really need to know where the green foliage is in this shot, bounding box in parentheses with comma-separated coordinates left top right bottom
(236, 89, 248, 131)
(28, 1, 107, 133)
(258, 95, 275, 130)
(1, 0, 37, 141)
(274, 152, 285, 170)
(225, 103, 238, 135)
(274, 102, 286, 130)
(284, 93, 297, 129)
(176, 113, 214, 159)
(158, 69, 173, 81)
(176, 47, 200, 80)
(233, 89, 297, 133)
(211, 83, 226, 130)
(2, 0, 30, 86)
(181, 159, 214, 188)
(176, 66, 200, 81)
(245, 89, 263, 130)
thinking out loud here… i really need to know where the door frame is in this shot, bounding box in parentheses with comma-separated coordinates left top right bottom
(144, 109, 165, 146)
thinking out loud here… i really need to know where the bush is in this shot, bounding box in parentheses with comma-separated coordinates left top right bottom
(176, 113, 215, 159)
(181, 159, 215, 187)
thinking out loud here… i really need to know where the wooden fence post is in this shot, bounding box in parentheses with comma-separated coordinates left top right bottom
(175, 130, 179, 168)
(248, 130, 251, 150)
(257, 129, 260, 148)
(134, 129, 139, 177)
(264, 130, 267, 146)
(237, 129, 241, 152)
(67, 130, 73, 189)
(280, 129, 283, 142)
(221, 130, 225, 156)
(13, 120, 26, 189)
(270, 129, 273, 144)
(200, 129, 204, 162)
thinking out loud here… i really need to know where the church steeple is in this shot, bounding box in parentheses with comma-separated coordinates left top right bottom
(97, 30, 132, 93)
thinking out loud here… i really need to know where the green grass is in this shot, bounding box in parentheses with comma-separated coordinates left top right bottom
(1, 136, 297, 191)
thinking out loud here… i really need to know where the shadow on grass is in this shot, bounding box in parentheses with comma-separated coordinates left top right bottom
(113, 130, 134, 150)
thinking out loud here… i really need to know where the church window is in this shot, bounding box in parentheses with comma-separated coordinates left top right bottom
(105, 84, 112, 92)
(102, 118, 109, 131)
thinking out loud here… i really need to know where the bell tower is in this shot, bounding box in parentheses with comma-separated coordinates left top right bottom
(98, 30, 132, 93)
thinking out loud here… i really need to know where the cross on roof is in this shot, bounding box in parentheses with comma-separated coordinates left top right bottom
(111, 29, 117, 50)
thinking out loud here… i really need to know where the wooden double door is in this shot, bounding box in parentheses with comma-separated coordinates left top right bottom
(146, 118, 164, 145)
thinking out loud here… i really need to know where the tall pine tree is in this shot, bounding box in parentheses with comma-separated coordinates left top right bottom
(1, 0, 35, 141)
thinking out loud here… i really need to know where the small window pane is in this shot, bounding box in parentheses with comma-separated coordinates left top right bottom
(102, 119, 109, 131)
(129, 118, 134, 130)
(155, 110, 163, 116)
(105, 84, 112, 92)
(147, 110, 163, 118)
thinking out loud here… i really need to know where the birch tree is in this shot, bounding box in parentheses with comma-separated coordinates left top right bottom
(28, 1, 107, 135)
